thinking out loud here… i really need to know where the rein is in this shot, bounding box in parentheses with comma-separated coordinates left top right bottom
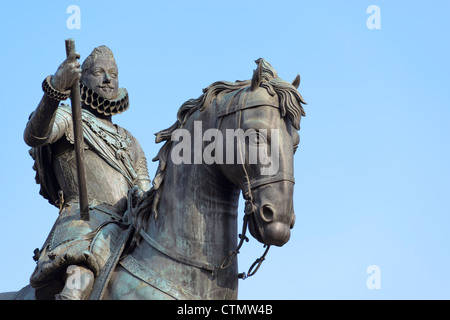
(218, 189, 270, 280)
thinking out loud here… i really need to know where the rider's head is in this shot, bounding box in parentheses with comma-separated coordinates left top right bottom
(81, 46, 119, 100)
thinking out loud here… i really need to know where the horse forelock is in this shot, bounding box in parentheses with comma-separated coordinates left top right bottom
(261, 78, 306, 130)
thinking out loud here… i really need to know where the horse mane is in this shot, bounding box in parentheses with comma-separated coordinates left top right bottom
(129, 59, 306, 249)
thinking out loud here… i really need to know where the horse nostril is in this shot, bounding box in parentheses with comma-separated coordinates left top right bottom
(290, 213, 296, 229)
(260, 205, 275, 223)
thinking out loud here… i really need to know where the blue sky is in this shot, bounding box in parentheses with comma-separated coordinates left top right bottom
(0, 1, 449, 300)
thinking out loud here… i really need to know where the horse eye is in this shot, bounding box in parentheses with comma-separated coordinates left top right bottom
(249, 131, 267, 146)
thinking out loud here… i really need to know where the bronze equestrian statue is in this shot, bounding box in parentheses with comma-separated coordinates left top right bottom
(1, 52, 306, 300)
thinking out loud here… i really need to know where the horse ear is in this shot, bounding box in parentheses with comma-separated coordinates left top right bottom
(292, 74, 300, 89)
(251, 59, 263, 91)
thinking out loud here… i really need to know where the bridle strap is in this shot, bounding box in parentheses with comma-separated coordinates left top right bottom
(217, 87, 279, 118)
(242, 175, 295, 196)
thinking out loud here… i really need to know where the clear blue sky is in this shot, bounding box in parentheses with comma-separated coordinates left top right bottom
(0, 0, 449, 300)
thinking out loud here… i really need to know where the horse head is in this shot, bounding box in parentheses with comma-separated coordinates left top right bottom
(216, 58, 306, 247)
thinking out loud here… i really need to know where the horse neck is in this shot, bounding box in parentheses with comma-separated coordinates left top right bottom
(147, 115, 241, 263)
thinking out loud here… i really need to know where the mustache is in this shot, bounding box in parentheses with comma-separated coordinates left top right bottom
(99, 84, 115, 89)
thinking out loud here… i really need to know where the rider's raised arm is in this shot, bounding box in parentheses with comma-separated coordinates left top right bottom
(24, 53, 81, 147)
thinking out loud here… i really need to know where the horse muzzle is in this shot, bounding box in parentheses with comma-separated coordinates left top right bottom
(245, 179, 296, 247)
(249, 207, 295, 247)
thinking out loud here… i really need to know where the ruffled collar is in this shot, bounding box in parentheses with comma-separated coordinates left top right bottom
(80, 83, 129, 116)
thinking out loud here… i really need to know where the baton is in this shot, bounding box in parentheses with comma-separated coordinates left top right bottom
(65, 38, 89, 220)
